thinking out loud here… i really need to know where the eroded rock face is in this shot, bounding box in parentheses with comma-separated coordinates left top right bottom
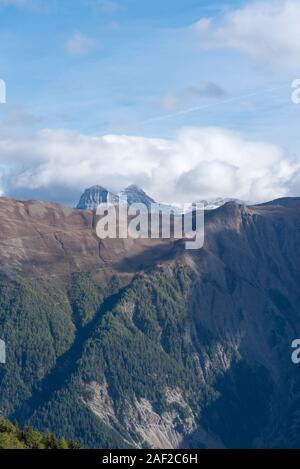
(84, 381, 196, 448)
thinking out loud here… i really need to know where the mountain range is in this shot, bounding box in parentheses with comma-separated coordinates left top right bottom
(0, 194, 300, 448)
(76, 184, 243, 212)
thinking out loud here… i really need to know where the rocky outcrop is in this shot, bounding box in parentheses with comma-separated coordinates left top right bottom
(84, 382, 196, 449)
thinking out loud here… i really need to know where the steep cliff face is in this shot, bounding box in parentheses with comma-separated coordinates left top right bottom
(0, 196, 300, 448)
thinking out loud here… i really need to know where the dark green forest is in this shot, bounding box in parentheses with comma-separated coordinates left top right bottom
(0, 264, 274, 448)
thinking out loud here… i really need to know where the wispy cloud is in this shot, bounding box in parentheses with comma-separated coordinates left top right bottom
(193, 0, 300, 70)
(65, 32, 95, 56)
(159, 83, 226, 112)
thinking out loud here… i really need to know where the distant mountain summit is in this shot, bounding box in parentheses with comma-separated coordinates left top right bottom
(76, 185, 119, 210)
(119, 184, 155, 209)
(197, 197, 246, 210)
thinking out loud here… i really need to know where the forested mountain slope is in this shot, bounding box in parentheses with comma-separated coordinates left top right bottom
(0, 196, 300, 448)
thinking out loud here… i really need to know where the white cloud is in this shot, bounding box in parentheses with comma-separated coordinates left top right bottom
(194, 0, 300, 69)
(65, 32, 95, 56)
(0, 127, 299, 204)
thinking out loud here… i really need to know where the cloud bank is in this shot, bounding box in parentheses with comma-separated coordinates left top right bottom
(0, 127, 299, 205)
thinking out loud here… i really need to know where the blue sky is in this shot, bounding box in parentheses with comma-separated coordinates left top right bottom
(0, 0, 299, 205)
